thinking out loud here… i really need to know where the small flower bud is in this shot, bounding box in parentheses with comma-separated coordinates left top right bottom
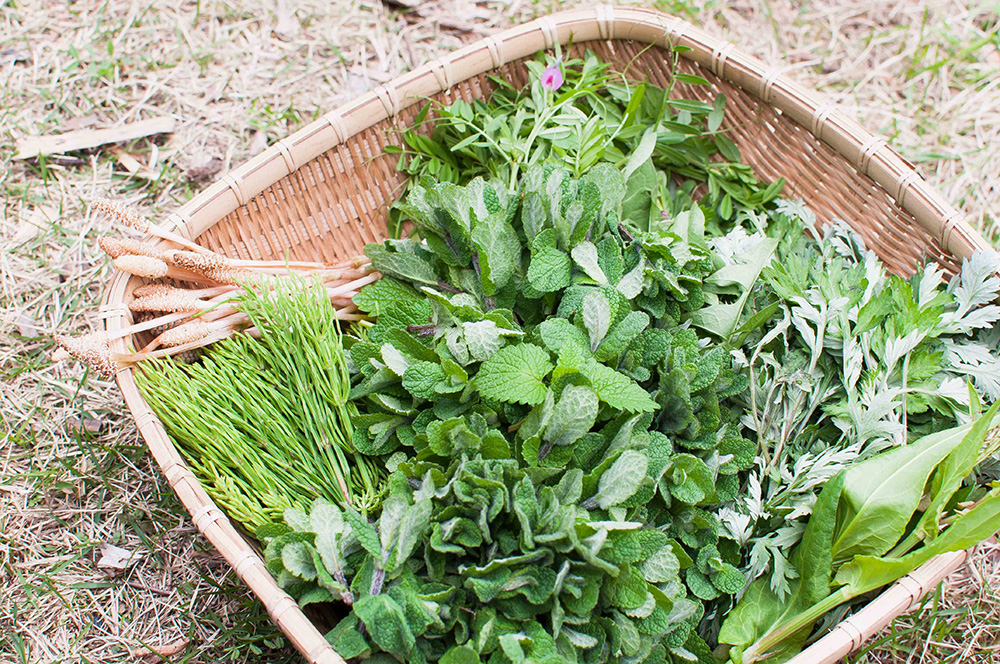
(541, 65, 564, 91)
(113, 255, 169, 279)
(54, 333, 119, 378)
(157, 320, 211, 347)
(99, 236, 166, 260)
(90, 199, 150, 233)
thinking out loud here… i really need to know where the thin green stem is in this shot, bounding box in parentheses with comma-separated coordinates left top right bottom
(743, 587, 853, 663)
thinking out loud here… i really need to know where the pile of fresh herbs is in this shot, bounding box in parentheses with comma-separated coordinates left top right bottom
(140, 48, 1000, 664)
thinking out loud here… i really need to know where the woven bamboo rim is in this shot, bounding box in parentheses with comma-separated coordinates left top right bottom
(101, 7, 991, 664)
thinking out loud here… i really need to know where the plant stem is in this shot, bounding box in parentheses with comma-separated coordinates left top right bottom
(742, 587, 852, 663)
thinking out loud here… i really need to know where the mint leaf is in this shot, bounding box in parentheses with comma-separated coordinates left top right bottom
(622, 158, 656, 232)
(354, 594, 416, 656)
(280, 541, 318, 581)
(473, 213, 521, 296)
(343, 508, 381, 558)
(640, 545, 681, 583)
(380, 344, 409, 376)
(476, 344, 553, 406)
(592, 450, 649, 509)
(537, 318, 589, 355)
(544, 385, 599, 448)
(594, 311, 649, 363)
(571, 242, 608, 284)
(386, 498, 432, 572)
(580, 359, 657, 413)
(365, 244, 438, 287)
(528, 229, 571, 293)
(462, 320, 508, 362)
(582, 291, 611, 352)
(616, 260, 646, 299)
(402, 361, 446, 400)
(528, 247, 572, 293)
(353, 277, 422, 314)
(441, 645, 481, 664)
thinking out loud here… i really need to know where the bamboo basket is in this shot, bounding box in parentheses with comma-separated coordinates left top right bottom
(101, 7, 993, 664)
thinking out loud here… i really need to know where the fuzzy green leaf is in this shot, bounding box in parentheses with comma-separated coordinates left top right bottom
(476, 344, 553, 406)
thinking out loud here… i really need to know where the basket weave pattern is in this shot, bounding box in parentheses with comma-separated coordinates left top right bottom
(102, 8, 988, 664)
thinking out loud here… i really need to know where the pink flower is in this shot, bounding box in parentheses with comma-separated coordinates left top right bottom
(541, 65, 563, 91)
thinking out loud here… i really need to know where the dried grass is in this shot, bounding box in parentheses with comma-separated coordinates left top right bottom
(1, 0, 997, 662)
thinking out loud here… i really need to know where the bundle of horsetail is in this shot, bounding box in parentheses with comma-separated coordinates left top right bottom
(136, 278, 388, 531)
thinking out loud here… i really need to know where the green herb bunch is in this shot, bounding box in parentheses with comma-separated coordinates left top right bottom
(387, 49, 783, 237)
(138, 279, 388, 531)
(720, 205, 1000, 600)
(261, 148, 768, 661)
(721, 405, 1000, 663)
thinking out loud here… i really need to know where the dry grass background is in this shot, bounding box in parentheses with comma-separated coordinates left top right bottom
(1, 0, 998, 662)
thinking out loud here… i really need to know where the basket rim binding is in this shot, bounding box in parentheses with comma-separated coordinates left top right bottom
(101, 7, 988, 664)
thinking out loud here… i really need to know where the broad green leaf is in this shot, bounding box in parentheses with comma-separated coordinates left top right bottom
(280, 541, 317, 581)
(379, 493, 407, 554)
(582, 163, 626, 218)
(354, 594, 416, 656)
(475, 343, 553, 406)
(579, 359, 657, 413)
(663, 454, 715, 505)
(616, 259, 646, 299)
(440, 645, 481, 664)
(537, 317, 589, 355)
(835, 486, 1000, 595)
(387, 498, 432, 572)
(571, 242, 608, 284)
(594, 311, 649, 363)
(353, 276, 421, 314)
(909, 403, 1000, 546)
(622, 158, 657, 232)
(462, 320, 508, 362)
(641, 546, 681, 583)
(528, 246, 572, 293)
(380, 343, 409, 376)
(831, 421, 975, 562)
(623, 127, 658, 181)
(283, 507, 310, 532)
(402, 362, 446, 400)
(719, 473, 845, 659)
(310, 500, 348, 576)
(365, 244, 439, 287)
(473, 213, 520, 296)
(344, 508, 381, 558)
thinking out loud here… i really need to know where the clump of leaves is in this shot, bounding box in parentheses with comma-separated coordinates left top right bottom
(720, 204, 1000, 600)
(264, 148, 760, 661)
(721, 404, 1000, 663)
(387, 49, 783, 236)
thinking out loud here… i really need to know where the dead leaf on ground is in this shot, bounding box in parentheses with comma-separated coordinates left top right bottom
(248, 130, 269, 157)
(128, 638, 190, 658)
(15, 313, 40, 338)
(97, 543, 140, 571)
(185, 156, 224, 182)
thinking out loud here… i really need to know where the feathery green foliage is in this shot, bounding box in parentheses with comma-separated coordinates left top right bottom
(137, 279, 387, 531)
